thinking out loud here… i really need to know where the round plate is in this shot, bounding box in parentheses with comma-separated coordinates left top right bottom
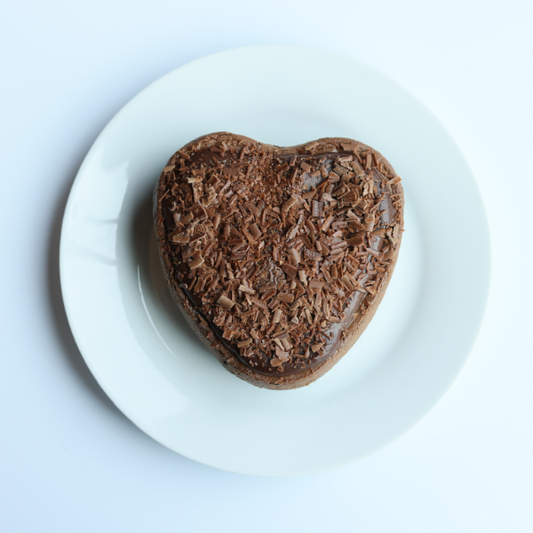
(60, 45, 491, 476)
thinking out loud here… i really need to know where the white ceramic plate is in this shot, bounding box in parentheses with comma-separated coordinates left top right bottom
(60, 45, 490, 476)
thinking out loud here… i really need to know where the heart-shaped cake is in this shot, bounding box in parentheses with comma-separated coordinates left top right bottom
(154, 132, 404, 389)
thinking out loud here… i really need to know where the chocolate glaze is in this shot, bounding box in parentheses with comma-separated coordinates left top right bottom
(159, 142, 398, 377)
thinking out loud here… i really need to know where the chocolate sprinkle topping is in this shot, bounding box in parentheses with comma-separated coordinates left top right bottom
(155, 132, 403, 380)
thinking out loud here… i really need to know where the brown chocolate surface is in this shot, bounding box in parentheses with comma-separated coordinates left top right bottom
(154, 132, 403, 382)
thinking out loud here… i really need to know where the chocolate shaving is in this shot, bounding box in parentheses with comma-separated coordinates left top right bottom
(217, 295, 235, 310)
(277, 293, 295, 304)
(321, 215, 334, 233)
(189, 253, 204, 269)
(308, 280, 324, 294)
(172, 234, 189, 244)
(281, 263, 298, 279)
(288, 248, 300, 265)
(251, 297, 268, 310)
(282, 195, 298, 212)
(312, 200, 324, 218)
(276, 348, 290, 362)
(238, 284, 255, 294)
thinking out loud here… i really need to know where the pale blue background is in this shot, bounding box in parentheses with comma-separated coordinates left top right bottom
(1, 1, 532, 532)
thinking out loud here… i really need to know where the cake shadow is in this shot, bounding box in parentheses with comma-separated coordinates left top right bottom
(47, 167, 217, 468)
(124, 184, 212, 369)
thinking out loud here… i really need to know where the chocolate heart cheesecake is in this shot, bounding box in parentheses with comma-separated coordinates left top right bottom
(154, 132, 404, 389)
